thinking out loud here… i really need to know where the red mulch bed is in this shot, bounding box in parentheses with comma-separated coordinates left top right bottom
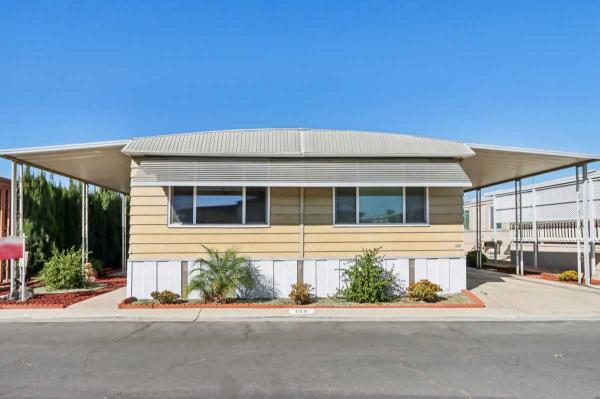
(0, 276, 126, 309)
(119, 289, 485, 309)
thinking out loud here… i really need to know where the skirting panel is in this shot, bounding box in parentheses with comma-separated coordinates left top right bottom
(127, 257, 466, 299)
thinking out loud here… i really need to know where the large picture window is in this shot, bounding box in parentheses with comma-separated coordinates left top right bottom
(170, 186, 268, 226)
(334, 187, 428, 225)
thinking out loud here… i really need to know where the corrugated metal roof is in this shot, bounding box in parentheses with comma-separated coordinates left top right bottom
(122, 128, 475, 158)
(131, 158, 472, 187)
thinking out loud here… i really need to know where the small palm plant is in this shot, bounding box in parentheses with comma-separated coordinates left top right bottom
(186, 246, 254, 303)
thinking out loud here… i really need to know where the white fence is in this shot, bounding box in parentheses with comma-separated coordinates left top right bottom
(495, 177, 600, 223)
(127, 257, 466, 299)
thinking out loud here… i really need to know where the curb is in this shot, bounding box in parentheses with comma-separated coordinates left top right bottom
(118, 289, 485, 310)
(0, 303, 66, 309)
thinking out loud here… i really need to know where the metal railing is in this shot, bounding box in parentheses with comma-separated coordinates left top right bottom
(509, 220, 600, 243)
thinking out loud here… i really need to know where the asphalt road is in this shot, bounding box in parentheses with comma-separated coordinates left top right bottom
(1, 321, 599, 399)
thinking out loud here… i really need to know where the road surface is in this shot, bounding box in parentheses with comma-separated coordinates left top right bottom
(1, 321, 599, 398)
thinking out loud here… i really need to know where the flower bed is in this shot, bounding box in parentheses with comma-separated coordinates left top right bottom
(0, 276, 126, 309)
(534, 273, 600, 286)
(119, 289, 485, 309)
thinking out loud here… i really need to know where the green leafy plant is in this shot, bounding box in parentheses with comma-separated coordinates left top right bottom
(466, 250, 488, 268)
(150, 290, 180, 304)
(39, 247, 85, 290)
(407, 279, 443, 302)
(186, 246, 254, 303)
(338, 248, 397, 303)
(289, 282, 313, 305)
(559, 270, 578, 282)
(90, 257, 104, 276)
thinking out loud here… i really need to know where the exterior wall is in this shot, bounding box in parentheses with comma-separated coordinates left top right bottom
(128, 159, 467, 298)
(129, 185, 465, 260)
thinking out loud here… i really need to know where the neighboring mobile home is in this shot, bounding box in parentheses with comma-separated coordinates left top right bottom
(2, 129, 598, 298)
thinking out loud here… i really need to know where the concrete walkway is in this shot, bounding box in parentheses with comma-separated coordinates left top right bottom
(1, 268, 600, 322)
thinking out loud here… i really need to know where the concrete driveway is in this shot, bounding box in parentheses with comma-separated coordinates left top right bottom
(467, 268, 600, 319)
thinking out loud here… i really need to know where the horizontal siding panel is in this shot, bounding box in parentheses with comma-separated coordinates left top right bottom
(129, 253, 302, 261)
(130, 186, 168, 197)
(130, 196, 168, 206)
(303, 250, 465, 258)
(303, 224, 463, 233)
(129, 225, 301, 235)
(304, 232, 464, 243)
(130, 206, 167, 216)
(304, 242, 463, 252)
(130, 243, 300, 254)
(130, 234, 299, 244)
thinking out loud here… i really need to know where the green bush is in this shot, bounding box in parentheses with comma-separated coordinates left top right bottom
(150, 290, 180, 304)
(559, 270, 578, 282)
(289, 282, 313, 305)
(186, 246, 254, 303)
(466, 250, 488, 267)
(39, 247, 85, 291)
(90, 257, 104, 275)
(338, 248, 397, 303)
(407, 279, 442, 302)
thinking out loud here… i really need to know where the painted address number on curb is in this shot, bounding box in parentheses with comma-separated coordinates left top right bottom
(288, 308, 316, 315)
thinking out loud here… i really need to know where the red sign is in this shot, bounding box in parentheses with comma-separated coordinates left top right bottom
(0, 236, 25, 260)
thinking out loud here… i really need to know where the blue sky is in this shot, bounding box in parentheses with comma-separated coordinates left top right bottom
(1, 0, 599, 186)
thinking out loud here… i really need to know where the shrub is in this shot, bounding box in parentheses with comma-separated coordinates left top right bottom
(466, 250, 488, 268)
(150, 290, 180, 304)
(90, 257, 104, 276)
(186, 246, 254, 303)
(289, 282, 313, 305)
(83, 262, 98, 283)
(338, 248, 397, 303)
(123, 296, 137, 304)
(39, 247, 85, 291)
(407, 280, 443, 302)
(559, 270, 578, 282)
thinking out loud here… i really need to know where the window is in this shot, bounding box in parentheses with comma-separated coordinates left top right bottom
(169, 187, 268, 226)
(489, 206, 494, 229)
(335, 187, 357, 224)
(463, 210, 470, 230)
(170, 187, 194, 224)
(406, 187, 427, 223)
(196, 187, 243, 224)
(359, 187, 403, 224)
(334, 187, 428, 225)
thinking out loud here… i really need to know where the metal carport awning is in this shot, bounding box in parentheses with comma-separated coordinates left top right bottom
(462, 143, 600, 191)
(0, 140, 132, 194)
(130, 158, 473, 187)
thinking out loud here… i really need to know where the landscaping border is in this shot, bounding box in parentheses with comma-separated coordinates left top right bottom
(118, 289, 486, 309)
(536, 273, 600, 286)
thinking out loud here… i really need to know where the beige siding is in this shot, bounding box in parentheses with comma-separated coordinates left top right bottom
(128, 185, 301, 260)
(302, 187, 464, 258)
(128, 178, 464, 260)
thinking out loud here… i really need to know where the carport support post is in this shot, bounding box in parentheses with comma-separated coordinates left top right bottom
(18, 163, 25, 301)
(9, 161, 17, 296)
(514, 180, 520, 275)
(582, 163, 592, 286)
(532, 187, 538, 269)
(518, 179, 524, 276)
(121, 193, 127, 272)
(81, 183, 88, 268)
(475, 189, 482, 269)
(575, 166, 582, 285)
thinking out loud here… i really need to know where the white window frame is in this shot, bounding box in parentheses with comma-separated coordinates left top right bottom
(332, 187, 430, 226)
(168, 186, 271, 228)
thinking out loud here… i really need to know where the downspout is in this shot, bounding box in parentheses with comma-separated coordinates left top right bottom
(298, 187, 305, 283)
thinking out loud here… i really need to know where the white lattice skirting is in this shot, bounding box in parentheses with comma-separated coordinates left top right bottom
(126, 257, 466, 299)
